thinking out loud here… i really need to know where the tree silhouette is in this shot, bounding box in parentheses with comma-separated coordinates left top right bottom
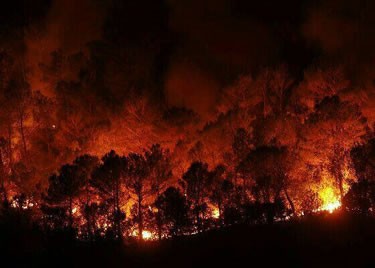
(208, 165, 232, 226)
(238, 146, 291, 222)
(45, 164, 82, 229)
(300, 189, 321, 215)
(145, 144, 172, 240)
(181, 161, 211, 232)
(0, 137, 8, 206)
(126, 152, 149, 240)
(343, 180, 375, 215)
(92, 150, 126, 239)
(351, 138, 375, 182)
(155, 187, 190, 237)
(302, 96, 367, 201)
(72, 154, 99, 239)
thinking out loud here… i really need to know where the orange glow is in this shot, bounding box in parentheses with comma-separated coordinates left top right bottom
(72, 207, 78, 214)
(131, 229, 156, 241)
(141, 230, 153, 240)
(212, 208, 220, 219)
(311, 169, 349, 214)
(318, 186, 341, 213)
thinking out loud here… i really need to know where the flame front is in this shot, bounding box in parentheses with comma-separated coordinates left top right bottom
(318, 186, 341, 213)
(212, 208, 220, 219)
(131, 229, 156, 241)
(141, 230, 153, 240)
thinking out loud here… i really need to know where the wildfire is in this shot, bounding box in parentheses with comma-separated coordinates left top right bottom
(312, 169, 348, 214)
(318, 186, 341, 213)
(130, 229, 156, 241)
(10, 198, 36, 210)
(212, 208, 220, 219)
(141, 230, 153, 240)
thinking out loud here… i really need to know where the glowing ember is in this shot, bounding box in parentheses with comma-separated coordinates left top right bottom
(10, 199, 36, 210)
(72, 207, 78, 214)
(142, 230, 153, 240)
(322, 200, 341, 213)
(131, 230, 155, 240)
(212, 208, 220, 219)
(318, 187, 341, 213)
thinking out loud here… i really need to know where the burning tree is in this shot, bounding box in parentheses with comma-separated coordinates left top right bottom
(72, 154, 99, 239)
(208, 165, 235, 225)
(301, 96, 368, 201)
(343, 138, 375, 215)
(154, 187, 190, 237)
(237, 146, 292, 222)
(44, 164, 82, 230)
(181, 161, 212, 232)
(0, 137, 8, 205)
(145, 144, 173, 240)
(125, 152, 149, 240)
(91, 150, 126, 239)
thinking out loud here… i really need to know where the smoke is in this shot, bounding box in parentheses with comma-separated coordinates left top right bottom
(302, 0, 375, 85)
(300, 0, 375, 126)
(165, 60, 219, 117)
(24, 0, 310, 117)
(26, 0, 105, 96)
(21, 0, 375, 136)
(164, 0, 278, 117)
(167, 0, 276, 69)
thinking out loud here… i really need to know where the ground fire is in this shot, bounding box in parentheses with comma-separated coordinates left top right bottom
(318, 187, 341, 214)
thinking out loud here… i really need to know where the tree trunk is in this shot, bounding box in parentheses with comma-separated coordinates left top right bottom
(218, 201, 223, 227)
(0, 181, 7, 206)
(283, 187, 295, 216)
(156, 188, 162, 241)
(337, 173, 344, 202)
(69, 196, 73, 229)
(195, 205, 201, 232)
(0, 149, 7, 205)
(7, 124, 12, 173)
(85, 184, 92, 241)
(196, 183, 202, 232)
(138, 192, 143, 240)
(332, 144, 345, 202)
(114, 181, 122, 240)
(157, 211, 162, 241)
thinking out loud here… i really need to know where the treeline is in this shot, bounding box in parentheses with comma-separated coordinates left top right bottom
(4, 143, 294, 241)
(3, 134, 375, 242)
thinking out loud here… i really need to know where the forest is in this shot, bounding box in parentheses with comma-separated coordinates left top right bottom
(1, 0, 375, 267)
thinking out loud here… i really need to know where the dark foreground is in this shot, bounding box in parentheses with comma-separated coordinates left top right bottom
(2, 212, 375, 268)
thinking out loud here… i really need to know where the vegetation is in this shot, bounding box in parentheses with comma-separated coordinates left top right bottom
(1, 0, 375, 266)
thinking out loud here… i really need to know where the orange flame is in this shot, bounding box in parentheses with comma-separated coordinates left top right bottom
(318, 186, 341, 213)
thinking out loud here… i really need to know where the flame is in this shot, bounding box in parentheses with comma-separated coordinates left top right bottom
(72, 207, 78, 214)
(318, 186, 341, 213)
(313, 169, 348, 214)
(131, 229, 155, 240)
(141, 230, 153, 240)
(212, 208, 220, 219)
(10, 198, 36, 210)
